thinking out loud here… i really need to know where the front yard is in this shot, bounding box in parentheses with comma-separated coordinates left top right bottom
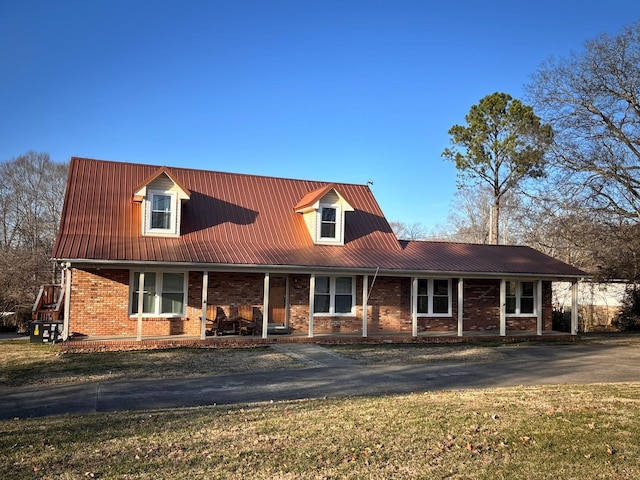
(2, 336, 640, 478)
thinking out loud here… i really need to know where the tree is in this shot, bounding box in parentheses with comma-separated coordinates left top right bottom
(442, 92, 553, 244)
(527, 22, 640, 224)
(389, 221, 428, 240)
(0, 152, 68, 330)
(445, 186, 524, 245)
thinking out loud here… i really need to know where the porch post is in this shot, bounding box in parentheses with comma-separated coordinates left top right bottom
(499, 279, 506, 336)
(62, 264, 71, 341)
(536, 280, 543, 336)
(136, 271, 144, 341)
(457, 277, 464, 337)
(308, 274, 315, 338)
(571, 280, 579, 335)
(411, 277, 418, 337)
(362, 274, 368, 338)
(262, 272, 270, 339)
(200, 271, 208, 340)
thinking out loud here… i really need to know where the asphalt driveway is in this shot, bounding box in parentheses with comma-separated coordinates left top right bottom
(2, 340, 640, 419)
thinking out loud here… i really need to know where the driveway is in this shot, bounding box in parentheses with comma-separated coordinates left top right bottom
(1, 340, 640, 419)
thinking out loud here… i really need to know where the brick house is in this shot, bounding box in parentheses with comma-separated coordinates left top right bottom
(51, 157, 587, 340)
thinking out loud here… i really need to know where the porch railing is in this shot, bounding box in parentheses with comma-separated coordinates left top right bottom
(32, 284, 65, 321)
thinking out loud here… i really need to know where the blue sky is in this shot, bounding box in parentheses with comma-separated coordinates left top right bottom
(1, 1, 637, 228)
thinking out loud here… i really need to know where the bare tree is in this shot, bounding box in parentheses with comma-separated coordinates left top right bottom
(527, 22, 640, 222)
(389, 221, 428, 241)
(444, 186, 525, 245)
(0, 152, 68, 329)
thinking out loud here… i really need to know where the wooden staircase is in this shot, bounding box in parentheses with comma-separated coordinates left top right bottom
(32, 284, 65, 322)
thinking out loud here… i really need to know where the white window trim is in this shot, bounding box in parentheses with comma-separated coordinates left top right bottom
(415, 278, 452, 317)
(129, 270, 188, 318)
(313, 275, 356, 316)
(505, 280, 536, 317)
(316, 203, 343, 245)
(144, 189, 178, 236)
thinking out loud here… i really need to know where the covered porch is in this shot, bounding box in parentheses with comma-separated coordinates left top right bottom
(134, 270, 583, 341)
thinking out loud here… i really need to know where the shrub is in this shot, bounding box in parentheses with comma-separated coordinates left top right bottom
(613, 285, 640, 330)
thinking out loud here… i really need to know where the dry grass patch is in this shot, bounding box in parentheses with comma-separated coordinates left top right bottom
(0, 341, 301, 387)
(2, 383, 640, 479)
(328, 343, 505, 365)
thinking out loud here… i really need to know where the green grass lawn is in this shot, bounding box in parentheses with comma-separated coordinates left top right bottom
(2, 339, 640, 478)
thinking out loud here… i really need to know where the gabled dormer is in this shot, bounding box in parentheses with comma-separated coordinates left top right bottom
(133, 167, 190, 237)
(295, 184, 354, 245)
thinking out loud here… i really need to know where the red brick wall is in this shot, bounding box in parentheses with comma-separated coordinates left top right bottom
(463, 279, 500, 331)
(70, 268, 200, 337)
(69, 269, 556, 337)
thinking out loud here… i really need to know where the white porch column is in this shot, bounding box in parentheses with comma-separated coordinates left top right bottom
(411, 277, 418, 337)
(536, 280, 543, 336)
(457, 278, 464, 337)
(571, 280, 579, 335)
(262, 272, 270, 339)
(499, 279, 506, 336)
(62, 264, 71, 341)
(136, 271, 145, 341)
(200, 271, 209, 340)
(308, 274, 315, 338)
(362, 274, 368, 338)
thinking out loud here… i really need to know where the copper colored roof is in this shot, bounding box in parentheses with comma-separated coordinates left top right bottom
(53, 157, 587, 278)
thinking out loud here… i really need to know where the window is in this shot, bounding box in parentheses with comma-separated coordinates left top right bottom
(505, 281, 535, 315)
(416, 279, 451, 316)
(314, 276, 355, 315)
(131, 271, 186, 316)
(146, 190, 177, 235)
(132, 272, 156, 314)
(151, 194, 172, 230)
(320, 207, 337, 239)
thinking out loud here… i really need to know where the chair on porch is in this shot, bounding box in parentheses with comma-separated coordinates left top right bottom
(200, 304, 220, 336)
(237, 305, 261, 335)
(200, 305, 238, 335)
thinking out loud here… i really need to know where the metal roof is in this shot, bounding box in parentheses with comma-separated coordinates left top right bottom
(52, 157, 588, 278)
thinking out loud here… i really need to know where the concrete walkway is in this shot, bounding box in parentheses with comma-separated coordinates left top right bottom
(2, 341, 640, 420)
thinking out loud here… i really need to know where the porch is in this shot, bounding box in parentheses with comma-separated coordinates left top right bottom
(56, 268, 583, 341)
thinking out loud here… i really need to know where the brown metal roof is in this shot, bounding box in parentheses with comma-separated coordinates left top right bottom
(53, 157, 588, 278)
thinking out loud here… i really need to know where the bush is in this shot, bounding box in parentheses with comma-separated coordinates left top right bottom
(613, 285, 640, 330)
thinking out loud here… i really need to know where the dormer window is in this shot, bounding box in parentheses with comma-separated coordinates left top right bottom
(294, 184, 354, 246)
(133, 167, 190, 238)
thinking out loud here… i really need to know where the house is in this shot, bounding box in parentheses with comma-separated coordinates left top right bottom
(50, 157, 588, 341)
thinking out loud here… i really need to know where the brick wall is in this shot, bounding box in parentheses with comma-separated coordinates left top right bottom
(70, 268, 200, 337)
(69, 269, 556, 337)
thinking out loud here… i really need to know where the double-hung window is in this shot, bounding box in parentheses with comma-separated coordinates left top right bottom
(131, 271, 186, 316)
(505, 281, 535, 315)
(416, 279, 451, 316)
(320, 206, 337, 239)
(151, 194, 172, 230)
(314, 276, 355, 315)
(146, 190, 177, 235)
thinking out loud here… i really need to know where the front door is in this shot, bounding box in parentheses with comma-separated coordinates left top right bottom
(269, 276, 287, 324)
